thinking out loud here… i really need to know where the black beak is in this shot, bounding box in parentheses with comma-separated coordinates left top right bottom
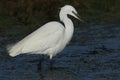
(72, 11, 85, 23)
(72, 11, 81, 19)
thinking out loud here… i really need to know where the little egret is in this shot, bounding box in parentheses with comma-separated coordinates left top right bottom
(8, 5, 82, 60)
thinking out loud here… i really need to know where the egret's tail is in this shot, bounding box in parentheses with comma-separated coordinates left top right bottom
(7, 43, 22, 57)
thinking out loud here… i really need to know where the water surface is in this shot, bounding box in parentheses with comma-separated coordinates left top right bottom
(0, 23, 120, 80)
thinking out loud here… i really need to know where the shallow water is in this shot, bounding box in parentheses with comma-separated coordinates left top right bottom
(0, 23, 120, 80)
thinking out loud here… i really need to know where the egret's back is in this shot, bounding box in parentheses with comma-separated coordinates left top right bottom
(8, 22, 65, 57)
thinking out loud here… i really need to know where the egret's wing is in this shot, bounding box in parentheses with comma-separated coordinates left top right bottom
(21, 22, 64, 53)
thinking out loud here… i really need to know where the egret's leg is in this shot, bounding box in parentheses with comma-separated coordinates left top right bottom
(50, 59, 54, 70)
(37, 54, 45, 70)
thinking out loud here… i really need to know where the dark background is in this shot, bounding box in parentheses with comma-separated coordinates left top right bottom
(0, 0, 120, 30)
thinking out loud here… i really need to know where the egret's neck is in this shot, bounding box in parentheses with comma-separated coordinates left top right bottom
(60, 13, 74, 44)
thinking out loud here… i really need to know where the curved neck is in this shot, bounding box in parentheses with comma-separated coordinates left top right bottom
(60, 13, 74, 44)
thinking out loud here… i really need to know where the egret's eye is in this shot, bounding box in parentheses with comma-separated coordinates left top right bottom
(72, 11, 76, 14)
(72, 11, 77, 16)
(72, 11, 74, 13)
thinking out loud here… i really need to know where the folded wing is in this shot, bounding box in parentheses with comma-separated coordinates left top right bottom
(9, 22, 64, 57)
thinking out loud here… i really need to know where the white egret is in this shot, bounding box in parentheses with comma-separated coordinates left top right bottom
(7, 5, 82, 60)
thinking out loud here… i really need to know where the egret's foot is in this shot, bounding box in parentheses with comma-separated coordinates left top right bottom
(28, 59, 40, 63)
(50, 64, 53, 70)
(37, 62, 42, 70)
(49, 59, 68, 70)
(50, 66, 67, 70)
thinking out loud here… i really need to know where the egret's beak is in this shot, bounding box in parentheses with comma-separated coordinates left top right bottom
(72, 11, 85, 23)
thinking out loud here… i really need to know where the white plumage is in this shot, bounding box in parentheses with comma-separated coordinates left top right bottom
(7, 5, 81, 59)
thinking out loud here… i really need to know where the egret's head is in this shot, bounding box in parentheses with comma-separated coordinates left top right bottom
(60, 5, 82, 21)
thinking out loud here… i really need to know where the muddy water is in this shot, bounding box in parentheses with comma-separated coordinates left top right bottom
(0, 23, 120, 80)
